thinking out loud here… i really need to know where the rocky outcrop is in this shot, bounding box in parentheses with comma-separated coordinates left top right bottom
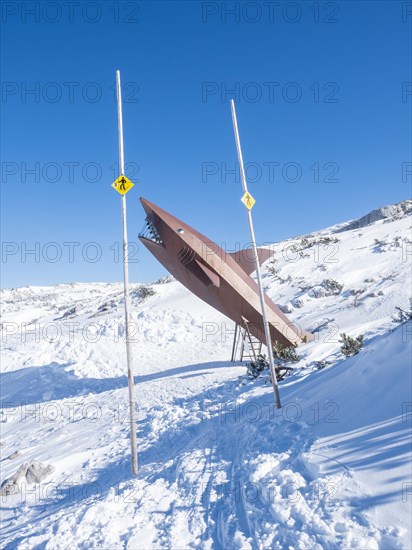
(334, 199, 411, 233)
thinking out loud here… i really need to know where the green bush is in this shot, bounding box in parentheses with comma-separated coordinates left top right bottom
(313, 360, 330, 370)
(340, 333, 364, 356)
(139, 285, 156, 301)
(246, 342, 300, 381)
(246, 354, 269, 379)
(272, 341, 300, 364)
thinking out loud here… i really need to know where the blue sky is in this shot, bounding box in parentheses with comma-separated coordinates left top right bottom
(1, 0, 411, 288)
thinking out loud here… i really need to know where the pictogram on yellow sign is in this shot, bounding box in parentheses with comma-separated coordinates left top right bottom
(112, 175, 134, 195)
(241, 191, 255, 210)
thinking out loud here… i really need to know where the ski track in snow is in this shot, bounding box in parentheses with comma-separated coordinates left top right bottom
(0, 208, 411, 549)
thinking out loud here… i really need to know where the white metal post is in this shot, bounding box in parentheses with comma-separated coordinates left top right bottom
(116, 70, 139, 474)
(230, 99, 282, 409)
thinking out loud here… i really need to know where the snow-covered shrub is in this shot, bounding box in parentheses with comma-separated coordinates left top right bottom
(287, 241, 311, 258)
(392, 298, 412, 324)
(267, 263, 280, 278)
(139, 285, 156, 300)
(131, 285, 156, 303)
(340, 333, 364, 357)
(97, 300, 116, 312)
(246, 343, 300, 380)
(350, 289, 364, 307)
(61, 307, 76, 318)
(321, 279, 343, 295)
(313, 360, 330, 370)
(309, 279, 343, 299)
(271, 342, 299, 381)
(246, 354, 269, 379)
(300, 237, 313, 249)
(317, 236, 340, 244)
(373, 238, 387, 252)
(267, 262, 292, 284)
(273, 341, 300, 364)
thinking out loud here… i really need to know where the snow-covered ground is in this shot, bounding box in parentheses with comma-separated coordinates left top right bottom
(1, 202, 411, 549)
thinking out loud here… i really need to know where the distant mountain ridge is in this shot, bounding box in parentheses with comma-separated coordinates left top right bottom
(333, 199, 411, 233)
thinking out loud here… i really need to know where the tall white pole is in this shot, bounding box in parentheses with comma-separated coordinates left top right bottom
(116, 69, 138, 474)
(230, 99, 282, 409)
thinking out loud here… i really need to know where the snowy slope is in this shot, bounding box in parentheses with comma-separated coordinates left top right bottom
(1, 202, 411, 549)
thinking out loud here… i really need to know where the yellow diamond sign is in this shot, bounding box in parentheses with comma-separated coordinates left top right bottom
(241, 191, 255, 210)
(112, 175, 134, 195)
